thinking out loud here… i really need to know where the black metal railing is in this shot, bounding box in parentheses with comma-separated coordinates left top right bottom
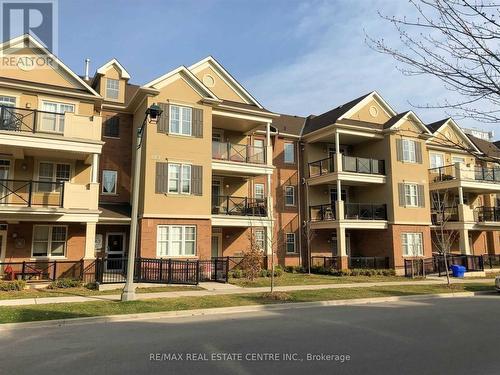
(309, 203, 335, 221)
(429, 164, 500, 183)
(404, 254, 484, 277)
(431, 206, 459, 224)
(428, 165, 457, 182)
(342, 155, 385, 175)
(212, 195, 267, 216)
(344, 203, 387, 220)
(0, 104, 67, 134)
(310, 256, 340, 270)
(349, 257, 390, 269)
(0, 179, 64, 207)
(212, 141, 266, 164)
(483, 254, 500, 269)
(308, 156, 335, 178)
(474, 166, 500, 182)
(476, 206, 500, 222)
(223, 255, 268, 271)
(0, 260, 84, 281)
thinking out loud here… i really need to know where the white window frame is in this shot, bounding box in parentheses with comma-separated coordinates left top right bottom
(255, 229, 265, 251)
(429, 152, 444, 169)
(169, 105, 192, 136)
(402, 233, 423, 257)
(404, 183, 418, 207)
(106, 78, 120, 100)
(37, 161, 71, 192)
(101, 170, 118, 195)
(402, 139, 417, 163)
(285, 186, 295, 206)
(452, 156, 466, 165)
(40, 101, 75, 133)
(31, 225, 68, 258)
(284, 142, 295, 164)
(168, 163, 191, 194)
(156, 225, 197, 257)
(254, 183, 265, 200)
(286, 233, 296, 254)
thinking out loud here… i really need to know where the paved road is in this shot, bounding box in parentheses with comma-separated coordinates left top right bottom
(1, 295, 499, 375)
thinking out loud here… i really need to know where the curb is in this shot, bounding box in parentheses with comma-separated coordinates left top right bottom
(0, 291, 480, 331)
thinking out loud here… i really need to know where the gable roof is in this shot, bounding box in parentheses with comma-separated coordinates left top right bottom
(338, 91, 397, 121)
(143, 65, 220, 102)
(467, 135, 500, 159)
(382, 110, 432, 134)
(188, 56, 263, 109)
(96, 58, 131, 79)
(426, 118, 480, 153)
(383, 111, 411, 129)
(301, 92, 372, 135)
(0, 34, 101, 98)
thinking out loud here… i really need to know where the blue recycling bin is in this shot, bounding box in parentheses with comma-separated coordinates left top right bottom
(451, 265, 466, 278)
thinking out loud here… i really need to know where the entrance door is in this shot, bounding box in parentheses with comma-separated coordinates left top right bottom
(105, 233, 125, 271)
(212, 179, 223, 214)
(0, 160, 10, 205)
(211, 233, 222, 258)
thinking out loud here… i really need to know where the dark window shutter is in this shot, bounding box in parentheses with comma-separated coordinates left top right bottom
(155, 162, 168, 193)
(396, 138, 403, 161)
(415, 141, 423, 164)
(104, 116, 120, 138)
(191, 165, 203, 195)
(157, 103, 169, 134)
(192, 108, 203, 138)
(417, 184, 425, 207)
(398, 183, 406, 207)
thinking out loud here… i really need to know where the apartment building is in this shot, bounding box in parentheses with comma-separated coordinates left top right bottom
(0, 34, 498, 277)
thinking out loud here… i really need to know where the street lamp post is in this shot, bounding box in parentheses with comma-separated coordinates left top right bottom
(121, 103, 163, 301)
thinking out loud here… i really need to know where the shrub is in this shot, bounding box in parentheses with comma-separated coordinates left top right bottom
(261, 291, 292, 301)
(0, 280, 26, 291)
(284, 266, 295, 273)
(47, 278, 82, 289)
(273, 266, 283, 277)
(381, 269, 396, 276)
(259, 269, 269, 277)
(231, 269, 243, 279)
(85, 282, 98, 290)
(240, 234, 264, 281)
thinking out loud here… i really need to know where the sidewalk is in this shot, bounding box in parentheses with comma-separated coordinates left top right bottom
(0, 277, 494, 307)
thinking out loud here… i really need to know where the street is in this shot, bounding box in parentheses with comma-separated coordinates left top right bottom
(1, 295, 499, 375)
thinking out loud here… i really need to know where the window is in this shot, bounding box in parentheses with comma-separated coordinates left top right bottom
(255, 229, 265, 251)
(284, 142, 295, 164)
(106, 78, 120, 100)
(253, 139, 265, 163)
(402, 139, 417, 163)
(104, 117, 120, 138)
(102, 170, 117, 194)
(32, 225, 67, 257)
(0, 96, 16, 130)
(156, 225, 196, 257)
(402, 233, 423, 257)
(168, 163, 191, 194)
(286, 233, 296, 253)
(254, 183, 265, 200)
(452, 156, 466, 165)
(40, 101, 74, 133)
(404, 183, 418, 207)
(170, 105, 192, 136)
(430, 153, 444, 169)
(285, 186, 295, 206)
(38, 162, 70, 192)
(0, 96, 15, 106)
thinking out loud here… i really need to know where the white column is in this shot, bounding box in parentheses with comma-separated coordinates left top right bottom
(459, 228, 471, 255)
(336, 226, 347, 257)
(91, 153, 99, 183)
(335, 179, 344, 220)
(266, 122, 272, 167)
(458, 187, 464, 205)
(84, 222, 96, 259)
(334, 131, 342, 172)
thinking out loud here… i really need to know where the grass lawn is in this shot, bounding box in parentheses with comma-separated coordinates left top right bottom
(0, 285, 202, 300)
(229, 272, 418, 288)
(0, 283, 491, 324)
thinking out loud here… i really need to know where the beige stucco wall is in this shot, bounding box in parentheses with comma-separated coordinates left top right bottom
(193, 66, 244, 103)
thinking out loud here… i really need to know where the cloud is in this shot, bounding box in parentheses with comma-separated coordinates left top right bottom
(243, 0, 497, 137)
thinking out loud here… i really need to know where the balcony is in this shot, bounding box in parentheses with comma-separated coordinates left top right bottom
(0, 105, 102, 154)
(431, 206, 459, 224)
(211, 195, 270, 227)
(429, 164, 500, 193)
(211, 141, 273, 176)
(0, 179, 99, 215)
(476, 207, 500, 223)
(308, 154, 386, 186)
(309, 202, 387, 225)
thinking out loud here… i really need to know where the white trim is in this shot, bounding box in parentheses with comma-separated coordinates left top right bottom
(156, 225, 197, 257)
(285, 232, 297, 254)
(386, 111, 433, 135)
(31, 224, 68, 258)
(169, 104, 192, 136)
(338, 91, 397, 121)
(428, 118, 481, 153)
(211, 232, 223, 257)
(96, 58, 131, 79)
(0, 228, 7, 263)
(101, 170, 118, 195)
(188, 56, 264, 108)
(283, 141, 295, 164)
(284, 185, 296, 206)
(0, 34, 101, 98)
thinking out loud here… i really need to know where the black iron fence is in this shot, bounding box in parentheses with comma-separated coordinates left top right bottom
(431, 206, 459, 224)
(0, 104, 67, 134)
(476, 207, 500, 222)
(212, 195, 267, 216)
(474, 166, 500, 182)
(344, 203, 387, 220)
(483, 254, 500, 269)
(308, 156, 335, 178)
(212, 141, 266, 164)
(309, 203, 335, 221)
(0, 260, 84, 281)
(404, 254, 484, 277)
(349, 257, 390, 269)
(310, 256, 340, 269)
(0, 179, 64, 207)
(224, 255, 268, 271)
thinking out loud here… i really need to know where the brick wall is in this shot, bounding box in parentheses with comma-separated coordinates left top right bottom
(390, 224, 432, 269)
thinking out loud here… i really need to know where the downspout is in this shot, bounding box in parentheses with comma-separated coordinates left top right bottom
(296, 140, 303, 266)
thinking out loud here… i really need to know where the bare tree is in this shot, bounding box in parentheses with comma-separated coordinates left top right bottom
(303, 220, 316, 275)
(430, 189, 460, 285)
(367, 0, 500, 124)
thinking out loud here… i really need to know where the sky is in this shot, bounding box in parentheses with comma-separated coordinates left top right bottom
(51, 0, 498, 138)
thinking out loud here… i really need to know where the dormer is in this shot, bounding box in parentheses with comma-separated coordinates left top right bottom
(92, 59, 130, 103)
